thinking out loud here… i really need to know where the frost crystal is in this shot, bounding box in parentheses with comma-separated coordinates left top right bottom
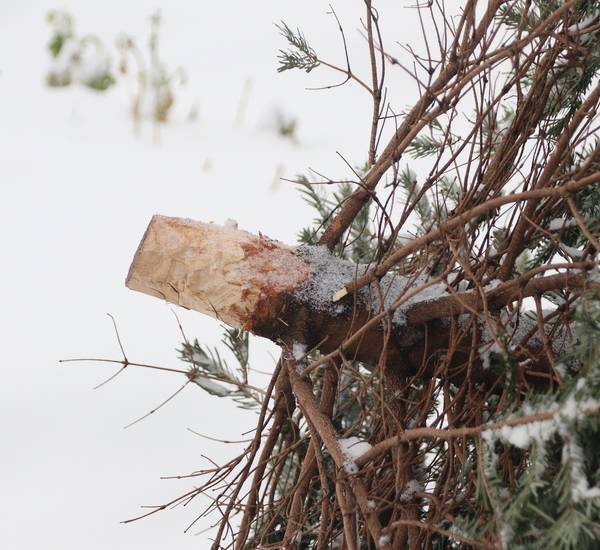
(294, 245, 449, 326)
(294, 245, 361, 315)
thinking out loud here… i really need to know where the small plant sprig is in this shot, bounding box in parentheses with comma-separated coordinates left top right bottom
(398, 165, 433, 234)
(276, 21, 319, 73)
(221, 327, 249, 380)
(275, 109, 298, 141)
(116, 10, 187, 140)
(406, 120, 461, 160)
(47, 10, 73, 58)
(46, 10, 116, 91)
(178, 327, 261, 410)
(295, 170, 376, 262)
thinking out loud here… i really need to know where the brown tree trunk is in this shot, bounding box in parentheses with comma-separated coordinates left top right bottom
(126, 215, 579, 388)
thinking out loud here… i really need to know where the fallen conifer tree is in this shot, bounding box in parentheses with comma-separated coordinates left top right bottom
(127, 214, 596, 391)
(108, 2, 600, 548)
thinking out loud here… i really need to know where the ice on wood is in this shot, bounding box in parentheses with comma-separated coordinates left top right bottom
(294, 245, 360, 315)
(295, 245, 449, 326)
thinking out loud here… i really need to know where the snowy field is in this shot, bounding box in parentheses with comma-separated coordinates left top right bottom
(0, 1, 420, 548)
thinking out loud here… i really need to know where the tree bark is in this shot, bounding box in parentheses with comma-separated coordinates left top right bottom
(126, 215, 581, 387)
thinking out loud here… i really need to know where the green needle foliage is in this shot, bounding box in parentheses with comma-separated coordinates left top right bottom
(399, 165, 433, 233)
(276, 21, 320, 74)
(145, 3, 600, 547)
(46, 10, 73, 58)
(178, 329, 260, 410)
(45, 10, 116, 91)
(296, 171, 376, 262)
(458, 298, 600, 550)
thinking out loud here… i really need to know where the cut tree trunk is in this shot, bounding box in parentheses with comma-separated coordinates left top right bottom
(126, 215, 573, 388)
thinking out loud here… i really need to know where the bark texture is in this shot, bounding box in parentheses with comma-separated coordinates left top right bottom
(126, 215, 311, 329)
(126, 215, 568, 389)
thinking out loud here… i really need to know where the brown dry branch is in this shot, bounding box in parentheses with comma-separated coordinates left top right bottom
(112, 2, 600, 548)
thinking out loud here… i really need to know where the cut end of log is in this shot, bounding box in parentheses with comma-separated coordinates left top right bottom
(126, 215, 312, 331)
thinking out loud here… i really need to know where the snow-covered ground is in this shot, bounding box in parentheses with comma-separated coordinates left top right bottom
(0, 1, 420, 548)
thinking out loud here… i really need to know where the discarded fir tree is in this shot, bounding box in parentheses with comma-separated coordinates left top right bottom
(97, 2, 600, 548)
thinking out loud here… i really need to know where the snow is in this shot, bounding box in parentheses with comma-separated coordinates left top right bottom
(484, 278, 502, 291)
(399, 479, 423, 503)
(294, 245, 449, 326)
(294, 244, 359, 315)
(566, 13, 599, 35)
(548, 217, 576, 231)
(292, 341, 307, 361)
(500, 525, 514, 548)
(338, 436, 372, 474)
(478, 340, 503, 370)
(499, 422, 555, 449)
(559, 242, 584, 259)
(484, 395, 600, 451)
(562, 396, 600, 421)
(573, 481, 600, 501)
(192, 376, 230, 397)
(70, 42, 113, 86)
(477, 317, 506, 370)
(383, 274, 447, 326)
(292, 341, 307, 373)
(191, 350, 209, 366)
(0, 2, 431, 549)
(589, 265, 600, 283)
(555, 362, 566, 378)
(378, 534, 391, 546)
(564, 437, 600, 503)
(223, 218, 239, 230)
(47, 11, 114, 90)
(50, 10, 73, 35)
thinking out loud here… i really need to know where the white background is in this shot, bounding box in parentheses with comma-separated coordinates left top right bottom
(0, 1, 420, 547)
